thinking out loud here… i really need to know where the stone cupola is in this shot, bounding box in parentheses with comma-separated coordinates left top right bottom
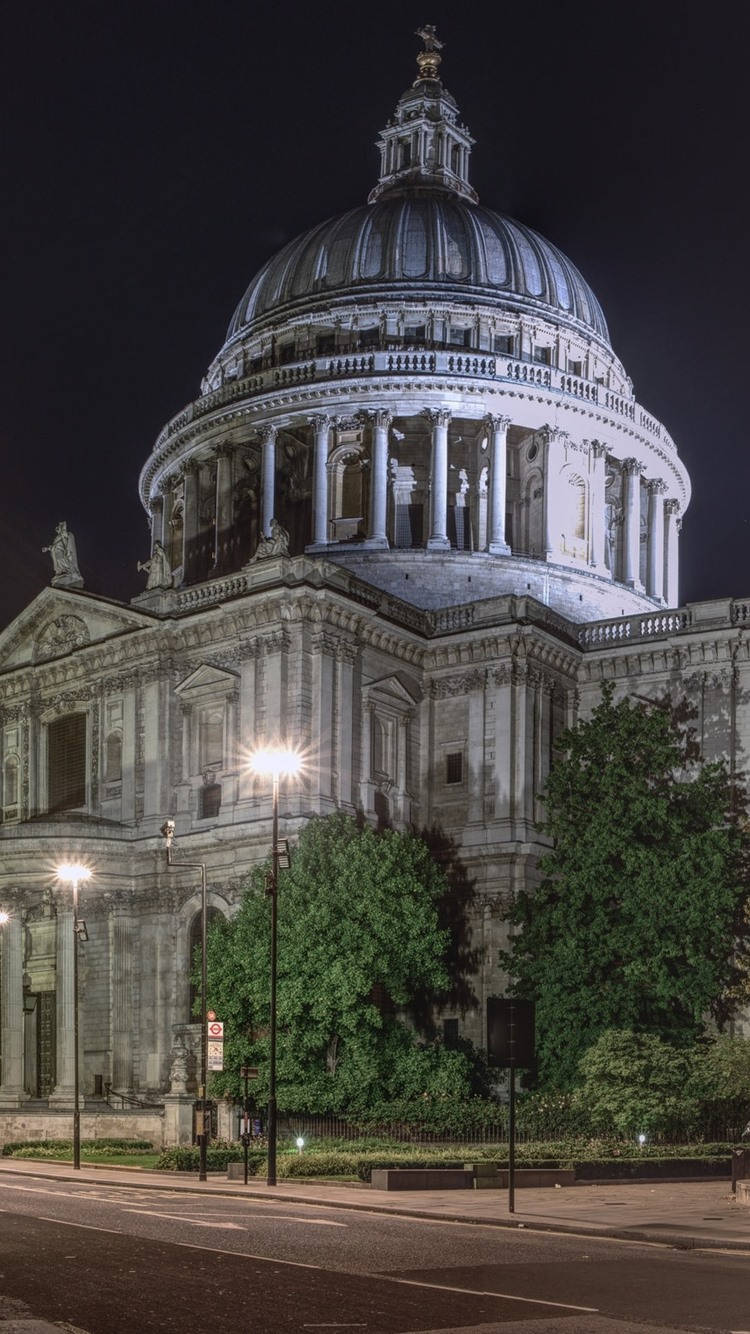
(368, 25, 477, 204)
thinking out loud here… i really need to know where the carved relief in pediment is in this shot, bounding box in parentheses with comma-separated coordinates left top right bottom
(33, 614, 90, 663)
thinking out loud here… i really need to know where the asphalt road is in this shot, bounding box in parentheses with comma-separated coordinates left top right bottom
(0, 1175, 747, 1333)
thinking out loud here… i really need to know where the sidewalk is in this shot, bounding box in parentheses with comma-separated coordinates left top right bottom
(0, 1157, 747, 1252)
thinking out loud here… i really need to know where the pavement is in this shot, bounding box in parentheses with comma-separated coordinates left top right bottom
(0, 1156, 748, 1255)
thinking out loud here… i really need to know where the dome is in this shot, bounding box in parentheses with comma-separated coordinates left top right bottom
(225, 196, 610, 346)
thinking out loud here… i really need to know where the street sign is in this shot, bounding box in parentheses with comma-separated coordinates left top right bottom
(207, 1020, 224, 1040)
(486, 997, 535, 1068)
(207, 1039, 224, 1071)
(240, 1066, 260, 1079)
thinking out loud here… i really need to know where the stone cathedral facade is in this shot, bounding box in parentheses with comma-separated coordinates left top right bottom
(0, 34, 746, 1141)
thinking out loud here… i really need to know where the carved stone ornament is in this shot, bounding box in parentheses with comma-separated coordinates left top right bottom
(34, 615, 90, 663)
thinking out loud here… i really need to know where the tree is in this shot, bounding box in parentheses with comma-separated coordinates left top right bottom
(503, 685, 748, 1089)
(575, 1029, 699, 1138)
(205, 813, 483, 1112)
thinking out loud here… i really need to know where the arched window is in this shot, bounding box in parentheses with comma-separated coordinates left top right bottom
(105, 731, 122, 783)
(188, 907, 224, 1020)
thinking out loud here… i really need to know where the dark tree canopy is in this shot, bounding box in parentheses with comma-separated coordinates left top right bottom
(204, 813, 483, 1112)
(503, 685, 749, 1089)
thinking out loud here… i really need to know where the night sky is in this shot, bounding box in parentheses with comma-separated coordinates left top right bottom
(2, 0, 748, 629)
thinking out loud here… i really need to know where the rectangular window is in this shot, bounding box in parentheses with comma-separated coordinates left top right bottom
(278, 341, 297, 365)
(449, 327, 471, 348)
(199, 709, 224, 770)
(567, 359, 583, 376)
(533, 345, 552, 365)
(48, 713, 86, 813)
(404, 324, 426, 344)
(443, 1017, 460, 1047)
(446, 751, 463, 785)
(493, 334, 514, 355)
(359, 326, 380, 347)
(199, 782, 222, 820)
(315, 333, 336, 356)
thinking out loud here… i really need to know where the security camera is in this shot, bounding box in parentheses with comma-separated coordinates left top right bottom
(160, 819, 176, 846)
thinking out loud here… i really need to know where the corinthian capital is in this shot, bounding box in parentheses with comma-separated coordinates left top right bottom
(422, 408, 452, 428)
(646, 477, 668, 495)
(590, 438, 608, 460)
(484, 413, 512, 433)
(622, 457, 644, 476)
(541, 423, 568, 444)
(309, 413, 332, 433)
(665, 498, 681, 517)
(258, 424, 277, 446)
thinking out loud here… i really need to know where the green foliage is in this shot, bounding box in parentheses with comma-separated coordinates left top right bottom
(205, 813, 485, 1112)
(687, 1033, 750, 1131)
(2, 1138, 154, 1158)
(504, 686, 748, 1088)
(155, 1142, 263, 1172)
(575, 1029, 700, 1136)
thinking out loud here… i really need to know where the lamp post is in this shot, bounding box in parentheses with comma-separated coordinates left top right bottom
(160, 820, 209, 1183)
(247, 746, 302, 1187)
(54, 864, 91, 1171)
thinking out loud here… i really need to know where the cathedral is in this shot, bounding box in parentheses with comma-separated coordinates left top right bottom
(0, 31, 743, 1144)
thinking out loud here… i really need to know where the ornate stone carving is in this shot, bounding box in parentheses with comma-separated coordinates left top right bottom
(646, 477, 668, 495)
(42, 522, 83, 588)
(484, 413, 511, 432)
(248, 518, 289, 562)
(137, 541, 173, 590)
(34, 615, 90, 662)
(622, 457, 644, 476)
(422, 408, 452, 428)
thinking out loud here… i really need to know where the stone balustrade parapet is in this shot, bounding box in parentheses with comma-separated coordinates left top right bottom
(579, 608, 693, 648)
(150, 348, 675, 464)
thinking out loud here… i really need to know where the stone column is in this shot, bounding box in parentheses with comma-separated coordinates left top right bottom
(622, 458, 644, 588)
(366, 410, 391, 547)
(310, 414, 331, 547)
(664, 499, 681, 607)
(424, 409, 451, 550)
(0, 914, 26, 1106)
(111, 911, 134, 1091)
(543, 427, 568, 558)
(590, 441, 608, 570)
(486, 414, 511, 554)
(159, 479, 174, 566)
(260, 425, 277, 539)
(149, 496, 165, 554)
(646, 478, 667, 600)
(213, 444, 234, 572)
(50, 909, 75, 1107)
(181, 461, 200, 583)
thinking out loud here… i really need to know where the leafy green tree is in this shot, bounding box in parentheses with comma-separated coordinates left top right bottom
(205, 813, 483, 1112)
(575, 1029, 699, 1137)
(503, 685, 748, 1088)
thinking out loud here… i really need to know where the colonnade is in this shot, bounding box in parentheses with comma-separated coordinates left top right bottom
(149, 413, 682, 606)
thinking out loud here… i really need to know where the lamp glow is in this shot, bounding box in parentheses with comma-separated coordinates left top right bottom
(296, 1136, 305, 1152)
(248, 747, 303, 780)
(56, 864, 92, 886)
(0, 911, 9, 926)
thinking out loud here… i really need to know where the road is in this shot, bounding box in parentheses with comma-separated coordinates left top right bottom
(0, 1173, 747, 1333)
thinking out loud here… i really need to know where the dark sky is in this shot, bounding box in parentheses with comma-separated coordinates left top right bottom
(1, 0, 748, 629)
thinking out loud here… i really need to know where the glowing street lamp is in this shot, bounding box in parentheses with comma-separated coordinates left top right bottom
(247, 746, 302, 1186)
(55, 863, 92, 1170)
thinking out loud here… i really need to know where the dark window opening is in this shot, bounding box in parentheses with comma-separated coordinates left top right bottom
(446, 751, 463, 785)
(399, 139, 411, 169)
(567, 359, 583, 377)
(450, 143, 460, 173)
(443, 1017, 460, 1047)
(533, 346, 552, 365)
(449, 327, 471, 348)
(359, 326, 380, 347)
(249, 355, 263, 373)
(48, 713, 86, 813)
(278, 341, 297, 365)
(404, 324, 426, 344)
(315, 333, 336, 356)
(494, 334, 515, 355)
(199, 782, 222, 820)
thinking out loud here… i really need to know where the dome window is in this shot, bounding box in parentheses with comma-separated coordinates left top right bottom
(567, 359, 583, 377)
(449, 326, 471, 349)
(278, 341, 297, 366)
(315, 333, 336, 357)
(359, 326, 380, 348)
(494, 333, 515, 355)
(404, 323, 426, 345)
(533, 345, 552, 366)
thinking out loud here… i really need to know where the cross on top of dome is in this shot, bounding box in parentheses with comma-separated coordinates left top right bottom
(368, 26, 477, 205)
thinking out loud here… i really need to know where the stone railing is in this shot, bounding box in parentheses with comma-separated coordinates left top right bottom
(175, 573, 249, 610)
(153, 350, 666, 449)
(578, 608, 692, 648)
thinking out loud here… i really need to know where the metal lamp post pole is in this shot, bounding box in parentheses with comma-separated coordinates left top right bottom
(162, 823, 208, 1183)
(72, 877, 81, 1171)
(268, 773, 279, 1187)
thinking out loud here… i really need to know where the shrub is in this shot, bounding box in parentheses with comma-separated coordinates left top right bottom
(3, 1138, 154, 1158)
(575, 1030, 700, 1137)
(155, 1142, 264, 1173)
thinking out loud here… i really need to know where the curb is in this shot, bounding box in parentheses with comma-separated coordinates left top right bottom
(1, 1163, 747, 1252)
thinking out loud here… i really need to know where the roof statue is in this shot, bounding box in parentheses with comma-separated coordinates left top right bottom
(42, 520, 83, 589)
(415, 24, 444, 80)
(137, 540, 173, 590)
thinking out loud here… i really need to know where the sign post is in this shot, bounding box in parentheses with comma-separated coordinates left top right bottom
(240, 1064, 259, 1186)
(487, 997, 535, 1215)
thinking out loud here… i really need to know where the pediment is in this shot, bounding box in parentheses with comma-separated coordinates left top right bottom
(364, 674, 418, 706)
(0, 587, 157, 672)
(175, 663, 240, 698)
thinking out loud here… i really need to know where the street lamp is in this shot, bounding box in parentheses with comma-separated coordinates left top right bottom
(160, 819, 210, 1182)
(247, 746, 302, 1186)
(54, 863, 91, 1170)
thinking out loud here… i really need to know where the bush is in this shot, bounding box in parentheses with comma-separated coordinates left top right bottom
(155, 1142, 264, 1173)
(3, 1138, 154, 1158)
(575, 1030, 700, 1137)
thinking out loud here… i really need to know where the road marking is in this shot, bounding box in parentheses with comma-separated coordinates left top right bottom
(381, 1276, 598, 1314)
(37, 1217, 123, 1236)
(123, 1207, 346, 1228)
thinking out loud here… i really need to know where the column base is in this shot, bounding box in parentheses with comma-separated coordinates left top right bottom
(49, 1087, 81, 1110)
(488, 541, 511, 556)
(358, 537, 390, 550)
(0, 1088, 26, 1108)
(427, 537, 451, 551)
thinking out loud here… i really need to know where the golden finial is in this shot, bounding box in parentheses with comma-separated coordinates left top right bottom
(415, 24, 443, 81)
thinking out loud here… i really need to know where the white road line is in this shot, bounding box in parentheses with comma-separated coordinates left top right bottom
(381, 1276, 598, 1314)
(37, 1216, 123, 1236)
(123, 1207, 346, 1228)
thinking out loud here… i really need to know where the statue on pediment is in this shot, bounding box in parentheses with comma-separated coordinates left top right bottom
(137, 540, 173, 590)
(42, 521, 83, 588)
